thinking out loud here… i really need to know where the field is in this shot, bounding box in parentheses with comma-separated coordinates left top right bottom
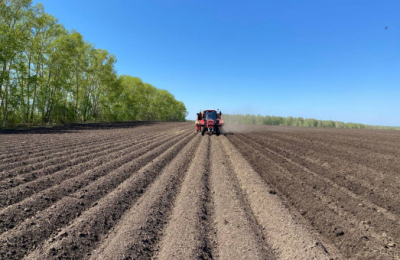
(1, 122, 399, 259)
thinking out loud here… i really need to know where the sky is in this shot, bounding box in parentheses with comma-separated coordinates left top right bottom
(32, 0, 400, 126)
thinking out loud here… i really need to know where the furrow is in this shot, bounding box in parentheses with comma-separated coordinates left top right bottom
(0, 124, 190, 166)
(1, 132, 195, 260)
(209, 135, 274, 260)
(221, 136, 338, 259)
(0, 122, 164, 155)
(0, 131, 177, 208)
(256, 131, 400, 179)
(156, 135, 215, 259)
(1, 122, 183, 161)
(0, 128, 162, 171)
(25, 133, 198, 260)
(0, 131, 130, 167)
(0, 131, 119, 157)
(238, 133, 400, 231)
(0, 131, 167, 190)
(273, 129, 400, 155)
(0, 132, 151, 179)
(0, 131, 186, 234)
(247, 132, 400, 216)
(0, 122, 184, 164)
(202, 137, 219, 260)
(229, 134, 398, 259)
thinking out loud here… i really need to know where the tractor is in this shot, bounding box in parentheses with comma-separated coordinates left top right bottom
(195, 110, 224, 136)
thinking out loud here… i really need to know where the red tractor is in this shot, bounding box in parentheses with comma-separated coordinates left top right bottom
(195, 110, 224, 136)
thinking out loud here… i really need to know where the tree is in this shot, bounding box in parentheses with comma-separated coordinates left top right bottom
(0, 0, 187, 127)
(0, 0, 32, 126)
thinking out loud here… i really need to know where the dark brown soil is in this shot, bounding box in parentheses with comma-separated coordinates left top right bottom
(1, 122, 399, 259)
(227, 125, 400, 259)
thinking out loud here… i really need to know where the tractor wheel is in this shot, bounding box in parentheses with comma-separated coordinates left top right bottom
(216, 126, 220, 136)
(201, 126, 206, 136)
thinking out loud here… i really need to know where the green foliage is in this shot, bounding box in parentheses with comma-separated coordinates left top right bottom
(223, 114, 400, 130)
(114, 76, 186, 122)
(0, 0, 186, 127)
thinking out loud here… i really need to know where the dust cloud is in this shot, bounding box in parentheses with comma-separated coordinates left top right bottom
(221, 123, 252, 134)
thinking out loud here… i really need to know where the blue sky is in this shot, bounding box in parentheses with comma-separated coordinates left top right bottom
(32, 0, 400, 126)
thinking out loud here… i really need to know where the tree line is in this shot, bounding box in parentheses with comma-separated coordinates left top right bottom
(223, 114, 400, 130)
(0, 0, 186, 127)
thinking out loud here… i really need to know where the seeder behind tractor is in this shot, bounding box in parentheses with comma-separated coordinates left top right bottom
(195, 109, 224, 136)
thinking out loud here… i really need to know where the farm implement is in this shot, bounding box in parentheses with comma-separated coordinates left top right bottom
(195, 109, 224, 136)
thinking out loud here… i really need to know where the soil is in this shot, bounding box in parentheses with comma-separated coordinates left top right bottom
(1, 122, 399, 259)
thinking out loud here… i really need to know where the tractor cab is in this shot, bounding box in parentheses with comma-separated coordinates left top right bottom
(204, 110, 217, 121)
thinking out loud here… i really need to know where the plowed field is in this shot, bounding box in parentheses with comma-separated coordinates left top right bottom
(1, 122, 399, 259)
